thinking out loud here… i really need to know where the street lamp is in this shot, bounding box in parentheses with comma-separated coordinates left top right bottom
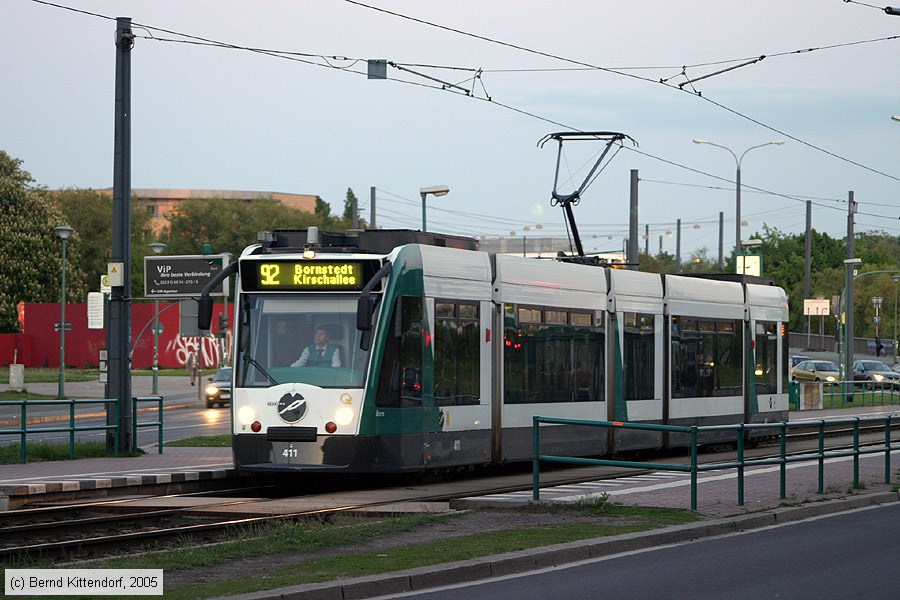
(149, 242, 166, 394)
(53, 226, 74, 398)
(419, 185, 449, 232)
(692, 138, 784, 255)
(892, 116, 900, 122)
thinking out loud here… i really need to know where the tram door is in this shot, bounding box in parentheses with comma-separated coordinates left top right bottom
(373, 296, 425, 470)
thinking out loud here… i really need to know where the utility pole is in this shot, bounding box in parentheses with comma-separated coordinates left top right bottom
(107, 17, 134, 453)
(628, 170, 639, 270)
(369, 186, 376, 229)
(843, 192, 857, 389)
(675, 218, 682, 274)
(804, 200, 812, 298)
(718, 211, 724, 270)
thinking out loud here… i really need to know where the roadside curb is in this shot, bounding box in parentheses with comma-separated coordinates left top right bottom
(213, 491, 900, 600)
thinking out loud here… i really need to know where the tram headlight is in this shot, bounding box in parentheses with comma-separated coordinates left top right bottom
(334, 406, 354, 426)
(237, 405, 256, 426)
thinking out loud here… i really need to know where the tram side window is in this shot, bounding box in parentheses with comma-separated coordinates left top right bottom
(754, 321, 778, 395)
(671, 317, 742, 398)
(434, 301, 480, 407)
(375, 296, 423, 408)
(503, 305, 603, 404)
(623, 312, 654, 400)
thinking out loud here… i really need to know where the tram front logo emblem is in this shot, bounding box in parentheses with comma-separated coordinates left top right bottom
(277, 393, 307, 423)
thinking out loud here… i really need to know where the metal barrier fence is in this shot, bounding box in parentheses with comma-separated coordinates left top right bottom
(532, 415, 898, 511)
(789, 380, 900, 410)
(0, 396, 164, 463)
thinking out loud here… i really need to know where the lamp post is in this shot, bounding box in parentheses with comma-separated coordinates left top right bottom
(692, 139, 784, 255)
(419, 185, 449, 232)
(53, 226, 74, 399)
(148, 242, 166, 394)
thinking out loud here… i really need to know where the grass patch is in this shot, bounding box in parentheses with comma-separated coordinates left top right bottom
(165, 434, 231, 448)
(0, 390, 59, 401)
(8, 368, 191, 384)
(65, 505, 696, 599)
(0, 441, 142, 464)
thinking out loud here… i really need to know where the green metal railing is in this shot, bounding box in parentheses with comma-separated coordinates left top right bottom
(133, 396, 165, 454)
(789, 379, 900, 410)
(0, 396, 165, 463)
(532, 415, 898, 511)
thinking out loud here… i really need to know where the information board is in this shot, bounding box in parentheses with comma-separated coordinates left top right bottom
(144, 254, 229, 298)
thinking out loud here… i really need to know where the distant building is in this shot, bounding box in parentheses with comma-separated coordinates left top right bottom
(97, 188, 317, 233)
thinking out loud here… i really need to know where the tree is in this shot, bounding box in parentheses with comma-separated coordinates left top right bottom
(0, 151, 87, 332)
(161, 196, 322, 259)
(50, 188, 155, 294)
(343, 188, 357, 225)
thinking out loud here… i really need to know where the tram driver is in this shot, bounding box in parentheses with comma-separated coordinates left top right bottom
(292, 325, 342, 368)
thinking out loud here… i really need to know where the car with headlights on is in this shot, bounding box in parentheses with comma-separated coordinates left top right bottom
(791, 360, 840, 383)
(205, 367, 232, 408)
(852, 360, 900, 389)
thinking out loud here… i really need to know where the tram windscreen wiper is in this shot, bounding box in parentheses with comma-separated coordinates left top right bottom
(244, 355, 278, 386)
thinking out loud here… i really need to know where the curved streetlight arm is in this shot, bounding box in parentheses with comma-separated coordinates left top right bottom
(738, 140, 784, 167)
(693, 139, 737, 166)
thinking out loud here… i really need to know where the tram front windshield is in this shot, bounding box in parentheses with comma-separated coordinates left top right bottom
(236, 294, 370, 389)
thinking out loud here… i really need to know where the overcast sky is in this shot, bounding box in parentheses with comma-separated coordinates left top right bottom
(3, 0, 899, 258)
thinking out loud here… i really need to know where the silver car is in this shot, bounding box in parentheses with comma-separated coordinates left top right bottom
(852, 360, 900, 389)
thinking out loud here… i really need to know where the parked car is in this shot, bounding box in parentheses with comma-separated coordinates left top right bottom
(791, 360, 840, 383)
(789, 354, 813, 379)
(852, 360, 900, 389)
(205, 367, 232, 408)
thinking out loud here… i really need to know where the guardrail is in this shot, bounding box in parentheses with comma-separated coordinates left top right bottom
(789, 380, 899, 410)
(133, 396, 164, 454)
(532, 415, 898, 511)
(0, 396, 165, 463)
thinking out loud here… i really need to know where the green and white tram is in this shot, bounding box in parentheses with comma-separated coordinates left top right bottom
(199, 228, 788, 474)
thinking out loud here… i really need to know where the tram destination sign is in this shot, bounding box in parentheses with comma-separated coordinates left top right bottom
(239, 258, 382, 292)
(144, 254, 229, 298)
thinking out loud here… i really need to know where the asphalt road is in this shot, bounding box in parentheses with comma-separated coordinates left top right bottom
(394, 502, 900, 600)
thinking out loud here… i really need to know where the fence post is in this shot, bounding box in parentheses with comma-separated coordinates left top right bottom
(157, 396, 164, 453)
(817, 420, 826, 494)
(19, 402, 26, 464)
(131, 396, 136, 451)
(690, 426, 698, 511)
(853, 417, 860, 488)
(113, 401, 120, 457)
(884, 416, 892, 485)
(532, 417, 540, 501)
(779, 422, 787, 499)
(69, 400, 76, 460)
(736, 423, 745, 506)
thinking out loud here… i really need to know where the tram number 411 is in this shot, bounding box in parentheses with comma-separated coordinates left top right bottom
(282, 447, 298, 458)
(53, 322, 72, 332)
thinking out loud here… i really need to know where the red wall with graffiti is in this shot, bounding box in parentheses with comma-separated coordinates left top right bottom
(0, 303, 229, 370)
